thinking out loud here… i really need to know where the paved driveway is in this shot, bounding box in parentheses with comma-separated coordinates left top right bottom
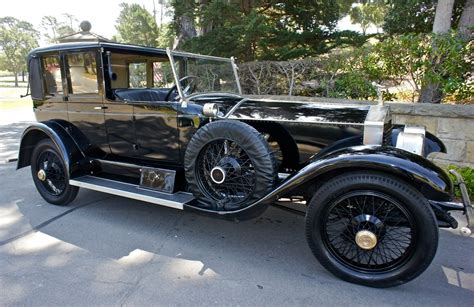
(0, 119, 473, 306)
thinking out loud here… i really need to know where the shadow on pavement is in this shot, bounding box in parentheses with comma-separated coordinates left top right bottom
(1, 171, 472, 305)
(0, 121, 32, 163)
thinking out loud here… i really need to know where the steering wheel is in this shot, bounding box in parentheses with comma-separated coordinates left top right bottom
(165, 76, 197, 101)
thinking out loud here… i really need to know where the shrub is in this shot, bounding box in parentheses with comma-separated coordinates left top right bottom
(447, 165, 474, 198)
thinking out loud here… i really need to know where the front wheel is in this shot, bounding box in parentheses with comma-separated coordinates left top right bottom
(305, 171, 438, 287)
(31, 139, 79, 206)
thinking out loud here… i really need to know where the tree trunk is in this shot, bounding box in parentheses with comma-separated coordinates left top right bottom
(173, 14, 197, 49)
(458, 0, 474, 41)
(22, 70, 25, 82)
(432, 0, 456, 34)
(418, 0, 455, 103)
(14, 72, 18, 87)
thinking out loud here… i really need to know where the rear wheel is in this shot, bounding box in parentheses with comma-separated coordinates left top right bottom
(305, 171, 438, 287)
(31, 139, 79, 206)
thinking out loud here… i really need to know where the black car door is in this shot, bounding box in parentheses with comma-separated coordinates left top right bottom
(63, 50, 109, 156)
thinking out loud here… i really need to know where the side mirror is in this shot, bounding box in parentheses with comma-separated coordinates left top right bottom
(202, 103, 219, 118)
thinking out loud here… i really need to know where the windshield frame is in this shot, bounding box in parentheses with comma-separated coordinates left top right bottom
(166, 48, 242, 103)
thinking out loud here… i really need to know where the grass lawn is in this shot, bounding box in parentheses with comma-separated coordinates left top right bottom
(0, 99, 32, 110)
(0, 87, 33, 110)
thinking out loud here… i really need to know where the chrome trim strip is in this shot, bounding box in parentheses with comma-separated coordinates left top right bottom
(70, 176, 193, 210)
(168, 50, 232, 62)
(226, 115, 365, 126)
(223, 98, 248, 118)
(244, 97, 372, 108)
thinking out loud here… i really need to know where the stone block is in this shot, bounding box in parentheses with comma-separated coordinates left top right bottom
(393, 115, 438, 133)
(438, 118, 474, 141)
(437, 139, 466, 162)
(466, 142, 474, 163)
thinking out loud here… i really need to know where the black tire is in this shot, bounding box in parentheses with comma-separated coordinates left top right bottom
(184, 120, 277, 210)
(31, 139, 79, 206)
(305, 171, 438, 288)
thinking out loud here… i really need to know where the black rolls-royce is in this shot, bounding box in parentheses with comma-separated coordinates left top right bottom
(18, 41, 472, 287)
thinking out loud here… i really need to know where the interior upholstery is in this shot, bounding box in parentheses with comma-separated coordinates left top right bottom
(114, 88, 171, 102)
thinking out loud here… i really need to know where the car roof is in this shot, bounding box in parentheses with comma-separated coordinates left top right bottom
(28, 41, 168, 57)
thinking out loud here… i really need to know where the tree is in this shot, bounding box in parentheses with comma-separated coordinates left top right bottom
(40, 15, 75, 44)
(171, 0, 355, 61)
(419, 0, 455, 103)
(350, 2, 386, 35)
(170, 0, 197, 49)
(383, 0, 466, 35)
(115, 3, 160, 46)
(458, 0, 474, 40)
(0, 17, 38, 87)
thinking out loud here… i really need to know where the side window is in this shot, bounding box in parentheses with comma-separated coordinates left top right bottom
(129, 62, 147, 88)
(65, 52, 99, 94)
(153, 62, 174, 88)
(41, 55, 63, 96)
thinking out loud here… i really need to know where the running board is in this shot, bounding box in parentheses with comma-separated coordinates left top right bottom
(69, 176, 194, 210)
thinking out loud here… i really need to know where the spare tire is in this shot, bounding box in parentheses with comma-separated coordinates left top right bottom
(184, 120, 277, 211)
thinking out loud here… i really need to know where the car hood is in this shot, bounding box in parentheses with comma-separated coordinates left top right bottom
(189, 94, 370, 126)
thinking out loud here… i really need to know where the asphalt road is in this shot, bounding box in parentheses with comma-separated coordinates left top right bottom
(0, 120, 473, 306)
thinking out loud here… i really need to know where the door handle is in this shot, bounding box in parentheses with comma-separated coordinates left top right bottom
(93, 106, 108, 110)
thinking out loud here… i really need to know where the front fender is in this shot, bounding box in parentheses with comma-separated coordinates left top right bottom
(17, 121, 86, 177)
(188, 145, 453, 220)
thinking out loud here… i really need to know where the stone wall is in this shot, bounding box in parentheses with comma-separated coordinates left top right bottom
(248, 95, 474, 168)
(389, 103, 474, 168)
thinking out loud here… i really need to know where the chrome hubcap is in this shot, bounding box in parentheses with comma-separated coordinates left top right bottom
(355, 230, 378, 250)
(210, 166, 226, 184)
(37, 169, 47, 182)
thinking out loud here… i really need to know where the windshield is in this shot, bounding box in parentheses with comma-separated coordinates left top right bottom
(168, 50, 242, 97)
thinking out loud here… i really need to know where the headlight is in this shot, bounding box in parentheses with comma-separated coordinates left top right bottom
(395, 125, 425, 155)
(202, 103, 220, 118)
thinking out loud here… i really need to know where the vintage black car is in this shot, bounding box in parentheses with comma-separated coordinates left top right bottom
(18, 41, 472, 288)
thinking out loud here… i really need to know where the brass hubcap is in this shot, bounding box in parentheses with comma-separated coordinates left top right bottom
(37, 169, 47, 182)
(355, 230, 377, 250)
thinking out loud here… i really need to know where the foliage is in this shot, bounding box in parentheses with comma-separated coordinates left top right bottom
(383, 0, 466, 35)
(172, 0, 362, 61)
(115, 3, 160, 46)
(447, 165, 474, 198)
(238, 32, 473, 103)
(350, 1, 386, 35)
(40, 15, 76, 44)
(0, 17, 38, 87)
(157, 24, 176, 48)
(371, 32, 472, 102)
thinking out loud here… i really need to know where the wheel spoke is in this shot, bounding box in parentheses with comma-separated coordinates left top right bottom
(323, 191, 415, 272)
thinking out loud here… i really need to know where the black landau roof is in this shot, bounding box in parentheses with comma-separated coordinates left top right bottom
(28, 41, 168, 57)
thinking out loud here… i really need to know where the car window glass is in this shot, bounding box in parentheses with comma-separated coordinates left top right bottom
(153, 62, 174, 88)
(129, 62, 147, 88)
(66, 52, 98, 94)
(41, 55, 63, 96)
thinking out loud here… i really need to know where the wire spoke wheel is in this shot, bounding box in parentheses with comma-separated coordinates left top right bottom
(36, 149, 67, 196)
(322, 191, 415, 272)
(196, 139, 257, 206)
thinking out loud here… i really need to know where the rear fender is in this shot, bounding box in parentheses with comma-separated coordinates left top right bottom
(17, 121, 88, 177)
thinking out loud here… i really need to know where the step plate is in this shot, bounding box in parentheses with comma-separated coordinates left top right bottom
(70, 176, 194, 210)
